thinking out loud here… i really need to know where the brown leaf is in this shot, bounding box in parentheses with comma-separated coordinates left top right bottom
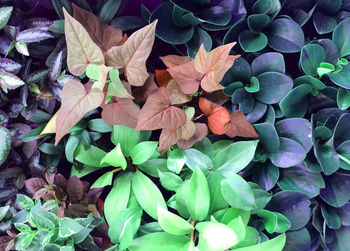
(167, 79, 191, 105)
(33, 187, 54, 201)
(159, 120, 196, 151)
(178, 123, 208, 150)
(54, 173, 67, 188)
(167, 60, 203, 94)
(24, 178, 47, 194)
(68, 204, 89, 217)
(155, 69, 172, 87)
(105, 20, 158, 86)
(203, 90, 230, 106)
(55, 80, 104, 145)
(66, 175, 84, 201)
(160, 55, 191, 67)
(223, 111, 259, 138)
(135, 87, 187, 132)
(63, 9, 104, 76)
(133, 73, 158, 104)
(72, 4, 123, 53)
(194, 43, 239, 93)
(102, 98, 139, 128)
(0, 236, 11, 251)
(57, 204, 66, 218)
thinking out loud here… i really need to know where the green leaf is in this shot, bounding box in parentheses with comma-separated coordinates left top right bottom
(167, 148, 186, 174)
(65, 135, 79, 163)
(0, 6, 12, 30)
(176, 181, 191, 219)
(158, 171, 183, 191)
(90, 172, 113, 189)
(59, 218, 84, 238)
(0, 127, 11, 166)
(130, 141, 158, 165)
(196, 221, 239, 251)
(300, 44, 325, 76)
(129, 232, 190, 251)
(207, 171, 228, 214)
(107, 69, 133, 99)
(14, 223, 31, 233)
(86, 64, 101, 80)
(245, 77, 260, 93)
(138, 158, 169, 177)
(239, 30, 268, 52)
(227, 216, 246, 242)
(108, 207, 142, 249)
(337, 88, 350, 110)
(0, 205, 10, 221)
(74, 144, 108, 167)
(180, 241, 200, 251)
(317, 62, 335, 77)
(100, 144, 127, 169)
(184, 149, 213, 175)
(99, 0, 122, 22)
(157, 205, 193, 235)
(15, 41, 29, 56)
(104, 173, 132, 224)
(234, 233, 286, 251)
(17, 194, 34, 211)
(186, 167, 210, 221)
(213, 140, 258, 176)
(88, 118, 112, 132)
(220, 173, 256, 210)
(112, 125, 140, 156)
(333, 17, 350, 57)
(132, 170, 166, 220)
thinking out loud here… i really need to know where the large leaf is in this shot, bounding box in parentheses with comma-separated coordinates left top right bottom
(63, 8, 104, 76)
(72, 4, 124, 53)
(135, 87, 186, 132)
(105, 20, 157, 86)
(0, 72, 25, 93)
(102, 99, 139, 128)
(157, 205, 193, 235)
(0, 127, 11, 166)
(132, 170, 166, 220)
(55, 80, 104, 145)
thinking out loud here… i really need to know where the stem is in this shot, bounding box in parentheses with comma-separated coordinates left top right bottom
(338, 154, 350, 166)
(193, 114, 204, 121)
(190, 220, 196, 243)
(111, 167, 122, 173)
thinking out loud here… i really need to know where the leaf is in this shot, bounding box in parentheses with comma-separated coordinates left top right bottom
(105, 20, 157, 86)
(0, 6, 12, 30)
(130, 141, 158, 165)
(167, 80, 192, 105)
(63, 8, 104, 76)
(74, 144, 108, 168)
(187, 166, 210, 221)
(300, 44, 325, 76)
(15, 41, 29, 56)
(223, 111, 259, 138)
(337, 88, 350, 110)
(135, 87, 187, 132)
(107, 70, 133, 99)
(91, 172, 113, 189)
(59, 218, 84, 238)
(66, 176, 84, 200)
(167, 148, 186, 174)
(158, 171, 183, 191)
(55, 80, 104, 145)
(102, 98, 140, 128)
(16, 28, 54, 43)
(0, 126, 11, 166)
(129, 232, 189, 251)
(155, 69, 172, 87)
(100, 144, 127, 169)
(196, 222, 239, 251)
(24, 178, 47, 194)
(49, 51, 64, 81)
(132, 170, 167, 220)
(0, 57, 21, 74)
(233, 233, 286, 251)
(72, 4, 123, 53)
(184, 148, 213, 174)
(160, 55, 191, 68)
(177, 123, 208, 150)
(133, 74, 158, 103)
(199, 97, 231, 135)
(157, 205, 193, 235)
(17, 194, 34, 210)
(0, 72, 25, 93)
(111, 125, 140, 156)
(333, 17, 350, 57)
(194, 43, 239, 92)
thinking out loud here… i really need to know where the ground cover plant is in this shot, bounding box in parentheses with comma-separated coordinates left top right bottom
(2, 0, 350, 250)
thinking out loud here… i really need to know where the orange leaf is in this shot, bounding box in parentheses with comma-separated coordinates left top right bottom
(223, 111, 259, 138)
(102, 98, 139, 128)
(155, 69, 172, 87)
(55, 80, 104, 145)
(159, 55, 191, 68)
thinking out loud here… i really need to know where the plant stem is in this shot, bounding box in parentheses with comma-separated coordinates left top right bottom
(190, 220, 196, 243)
(111, 167, 122, 173)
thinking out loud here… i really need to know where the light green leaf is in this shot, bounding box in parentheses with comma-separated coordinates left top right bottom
(104, 173, 132, 224)
(233, 233, 286, 251)
(0, 72, 25, 93)
(108, 207, 142, 249)
(167, 148, 186, 174)
(213, 140, 258, 176)
(86, 64, 101, 80)
(227, 216, 246, 242)
(17, 194, 34, 211)
(15, 41, 29, 56)
(337, 88, 350, 110)
(0, 6, 13, 30)
(90, 172, 113, 189)
(207, 171, 228, 214)
(14, 223, 31, 233)
(138, 158, 169, 177)
(132, 170, 166, 219)
(157, 204, 193, 235)
(180, 241, 200, 251)
(0, 127, 11, 166)
(0, 205, 10, 221)
(158, 170, 183, 191)
(107, 69, 133, 99)
(100, 143, 127, 169)
(196, 221, 239, 251)
(74, 144, 108, 167)
(176, 181, 191, 219)
(112, 125, 141, 156)
(184, 149, 213, 175)
(130, 141, 158, 165)
(59, 218, 84, 238)
(187, 166, 210, 221)
(129, 232, 190, 251)
(220, 173, 256, 210)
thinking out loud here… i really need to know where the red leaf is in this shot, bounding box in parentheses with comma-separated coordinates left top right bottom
(223, 111, 259, 138)
(178, 123, 208, 150)
(24, 178, 47, 194)
(135, 87, 187, 131)
(102, 98, 139, 128)
(155, 69, 172, 87)
(199, 97, 231, 135)
(133, 74, 158, 104)
(55, 80, 104, 145)
(167, 60, 203, 94)
(72, 4, 123, 53)
(160, 55, 191, 67)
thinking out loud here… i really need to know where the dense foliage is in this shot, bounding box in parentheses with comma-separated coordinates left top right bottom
(1, 0, 350, 250)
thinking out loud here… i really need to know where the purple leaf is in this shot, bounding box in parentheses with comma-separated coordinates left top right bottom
(320, 172, 350, 208)
(0, 36, 12, 56)
(334, 203, 350, 226)
(4, 26, 20, 40)
(28, 18, 53, 30)
(16, 28, 54, 43)
(48, 50, 63, 81)
(252, 162, 279, 191)
(0, 58, 22, 74)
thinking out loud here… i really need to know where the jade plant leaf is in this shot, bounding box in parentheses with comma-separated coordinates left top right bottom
(333, 17, 350, 57)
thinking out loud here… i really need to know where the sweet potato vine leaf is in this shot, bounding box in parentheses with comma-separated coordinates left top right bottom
(63, 8, 104, 76)
(167, 79, 192, 105)
(105, 20, 158, 86)
(155, 69, 172, 87)
(55, 80, 104, 145)
(135, 87, 187, 131)
(178, 123, 208, 150)
(72, 4, 124, 53)
(102, 98, 139, 128)
(133, 74, 158, 104)
(160, 55, 191, 68)
(194, 42, 239, 93)
(223, 111, 259, 138)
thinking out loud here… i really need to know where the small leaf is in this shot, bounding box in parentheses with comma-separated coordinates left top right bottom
(49, 51, 64, 81)
(16, 28, 54, 43)
(167, 148, 185, 174)
(15, 41, 29, 56)
(17, 194, 34, 210)
(337, 88, 350, 110)
(100, 144, 127, 169)
(107, 69, 133, 99)
(130, 141, 158, 165)
(111, 125, 140, 156)
(158, 171, 183, 192)
(91, 172, 113, 189)
(0, 127, 11, 166)
(0, 205, 10, 221)
(0, 6, 13, 30)
(157, 205, 193, 235)
(0, 72, 25, 93)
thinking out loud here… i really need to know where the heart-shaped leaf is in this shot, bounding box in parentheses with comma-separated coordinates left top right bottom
(223, 111, 259, 138)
